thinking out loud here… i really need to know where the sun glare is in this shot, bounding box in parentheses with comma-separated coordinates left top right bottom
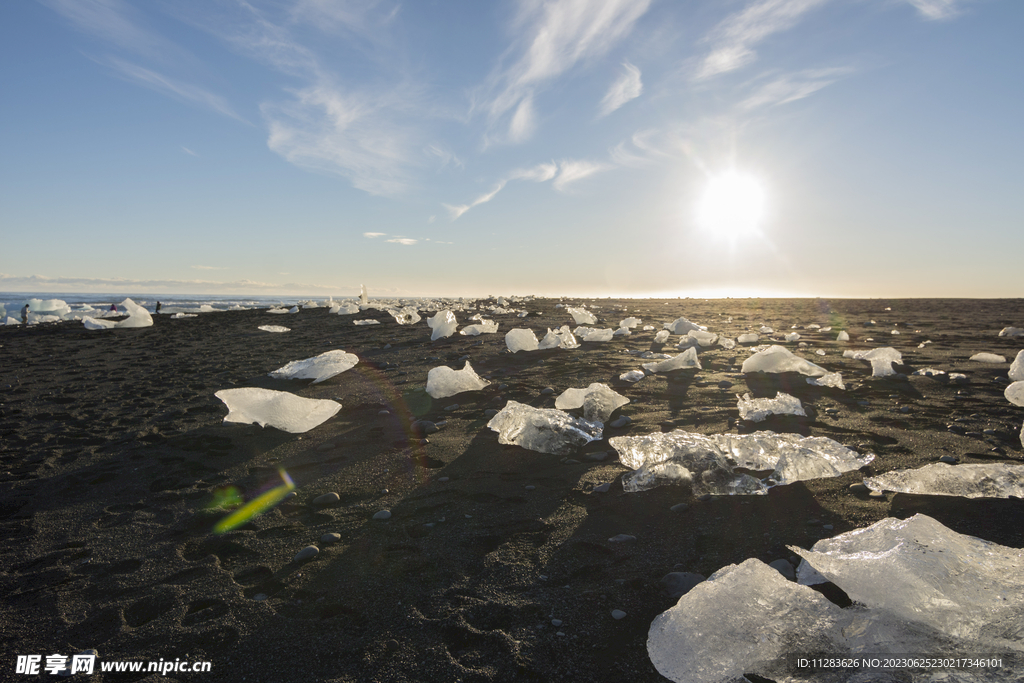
(697, 171, 766, 236)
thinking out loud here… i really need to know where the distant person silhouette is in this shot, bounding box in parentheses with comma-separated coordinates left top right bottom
(21, 304, 29, 324)
(155, 301, 162, 314)
(110, 303, 117, 312)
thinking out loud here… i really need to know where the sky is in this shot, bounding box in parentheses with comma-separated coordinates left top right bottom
(1, 0, 1021, 299)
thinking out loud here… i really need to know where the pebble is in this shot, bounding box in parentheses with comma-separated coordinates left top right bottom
(938, 455, 957, 464)
(608, 534, 636, 543)
(312, 492, 340, 506)
(444, 404, 459, 411)
(609, 415, 632, 428)
(293, 545, 319, 563)
(697, 494, 712, 502)
(670, 503, 689, 513)
(822, 524, 834, 531)
(868, 490, 886, 499)
(611, 610, 627, 620)
(551, 619, 563, 627)
(541, 387, 555, 395)
(458, 355, 470, 361)
(525, 485, 535, 490)
(253, 593, 268, 601)
(282, 491, 297, 502)
(484, 409, 499, 418)
(586, 451, 609, 462)
(899, 406, 910, 413)
(848, 483, 869, 494)
(372, 510, 392, 520)
(378, 409, 390, 415)
(592, 483, 612, 494)
(320, 533, 341, 545)
(563, 458, 580, 465)
(717, 380, 733, 388)
(415, 421, 439, 435)
(660, 572, 705, 599)
(437, 476, 450, 482)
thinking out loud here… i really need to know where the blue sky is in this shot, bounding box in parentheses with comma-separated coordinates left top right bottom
(1, 0, 1021, 298)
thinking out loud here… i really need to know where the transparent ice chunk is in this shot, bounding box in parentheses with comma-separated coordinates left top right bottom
(864, 462, 1024, 499)
(971, 352, 1006, 363)
(663, 316, 706, 335)
(843, 347, 902, 377)
(681, 329, 718, 347)
(654, 330, 670, 344)
(538, 325, 579, 349)
(486, 401, 602, 455)
(619, 317, 641, 328)
(505, 328, 539, 353)
(736, 391, 805, 422)
(554, 383, 629, 424)
(741, 345, 827, 377)
(566, 306, 597, 324)
(258, 325, 290, 333)
(736, 332, 759, 344)
(215, 388, 340, 433)
(389, 306, 421, 325)
(837, 330, 850, 341)
(82, 298, 153, 330)
(574, 326, 614, 342)
(619, 370, 645, 382)
(268, 350, 359, 384)
(459, 320, 499, 336)
(999, 326, 1024, 337)
(426, 361, 490, 399)
(427, 310, 458, 340)
(806, 371, 845, 389)
(1005, 381, 1024, 407)
(641, 347, 701, 373)
(1010, 350, 1024, 381)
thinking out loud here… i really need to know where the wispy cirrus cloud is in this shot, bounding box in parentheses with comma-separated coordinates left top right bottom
(904, 0, 970, 20)
(191, 265, 227, 271)
(553, 159, 611, 191)
(696, 0, 828, 80)
(181, 146, 198, 156)
(363, 232, 385, 238)
(599, 62, 643, 117)
(443, 162, 557, 219)
(479, 0, 652, 143)
(739, 67, 853, 110)
(386, 237, 417, 245)
(40, 0, 188, 63)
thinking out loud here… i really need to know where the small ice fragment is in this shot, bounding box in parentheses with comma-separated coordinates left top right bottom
(654, 330, 670, 344)
(612, 327, 630, 336)
(171, 313, 197, 318)
(538, 325, 579, 349)
(836, 330, 849, 341)
(620, 370, 645, 382)
(1005, 381, 1024, 407)
(334, 303, 360, 315)
(619, 317, 641, 329)
(970, 352, 1006, 363)
(806, 371, 845, 389)
(759, 325, 774, 334)
(459, 320, 499, 336)
(736, 392, 805, 422)
(288, 306, 299, 314)
(426, 361, 490, 399)
(353, 319, 380, 325)
(683, 329, 718, 347)
(736, 332, 759, 344)
(215, 388, 341, 433)
(486, 401, 602, 455)
(843, 347, 902, 377)
(642, 347, 701, 373)
(566, 306, 597, 325)
(913, 368, 946, 377)
(741, 345, 827, 377)
(664, 316, 706, 334)
(389, 306, 421, 325)
(864, 462, 1024, 499)
(718, 337, 736, 349)
(269, 350, 359, 384)
(999, 326, 1024, 337)
(574, 327, 614, 342)
(784, 332, 800, 342)
(554, 383, 629, 424)
(427, 310, 458, 340)
(505, 328, 539, 353)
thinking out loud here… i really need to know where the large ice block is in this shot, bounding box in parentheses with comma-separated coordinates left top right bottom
(741, 345, 827, 376)
(736, 391, 805, 421)
(268, 350, 359, 384)
(554, 383, 629, 424)
(970, 352, 1006, 363)
(215, 388, 341, 433)
(505, 328, 539, 353)
(1005, 382, 1024, 407)
(459, 320, 499, 336)
(864, 462, 1024, 499)
(1011, 350, 1024, 381)
(389, 306, 421, 325)
(663, 316, 706, 335)
(486, 401, 602, 455)
(611, 430, 873, 495)
(82, 298, 153, 330)
(843, 347, 902, 377)
(566, 306, 597, 324)
(427, 310, 458, 340)
(574, 326, 614, 342)
(538, 325, 579, 349)
(425, 361, 490, 399)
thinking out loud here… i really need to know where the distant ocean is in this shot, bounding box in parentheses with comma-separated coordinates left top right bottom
(0, 292, 351, 314)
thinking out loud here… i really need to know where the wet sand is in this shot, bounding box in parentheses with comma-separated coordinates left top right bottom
(1, 298, 1022, 682)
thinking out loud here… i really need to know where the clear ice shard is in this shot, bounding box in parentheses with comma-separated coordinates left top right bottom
(971, 352, 1006, 363)
(459, 320, 499, 336)
(353, 319, 379, 325)
(654, 330, 670, 344)
(505, 328, 539, 353)
(1010, 350, 1024, 381)
(215, 388, 340, 433)
(864, 462, 1024, 498)
(741, 345, 827, 377)
(258, 325, 290, 333)
(806, 371, 845, 389)
(566, 306, 597, 324)
(554, 383, 629, 424)
(837, 330, 850, 341)
(425, 361, 490, 399)
(648, 558, 847, 683)
(389, 306, 421, 325)
(619, 317, 641, 328)
(427, 310, 458, 340)
(680, 329, 718, 347)
(82, 298, 153, 330)
(736, 391, 805, 422)
(1005, 381, 1024, 407)
(574, 326, 614, 342)
(736, 332, 759, 344)
(641, 347, 701, 373)
(663, 316, 705, 335)
(792, 514, 1024, 651)
(650, 515, 1024, 683)
(334, 303, 360, 315)
(487, 401, 602, 455)
(268, 350, 359, 384)
(538, 325, 579, 349)
(999, 326, 1024, 337)
(620, 370, 645, 382)
(842, 347, 902, 377)
(611, 430, 873, 495)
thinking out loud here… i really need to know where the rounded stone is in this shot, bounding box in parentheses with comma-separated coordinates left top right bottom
(609, 415, 632, 428)
(320, 533, 341, 545)
(551, 619, 562, 627)
(540, 387, 555, 395)
(607, 534, 636, 543)
(373, 510, 392, 520)
(670, 503, 689, 513)
(592, 483, 611, 494)
(611, 610, 627, 620)
(312, 492, 340, 506)
(293, 545, 319, 563)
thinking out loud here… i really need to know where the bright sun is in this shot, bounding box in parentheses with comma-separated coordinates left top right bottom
(697, 171, 766, 236)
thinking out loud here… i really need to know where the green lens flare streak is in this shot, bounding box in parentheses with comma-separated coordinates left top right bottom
(213, 469, 295, 534)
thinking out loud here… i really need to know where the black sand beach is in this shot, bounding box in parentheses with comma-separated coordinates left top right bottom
(2, 298, 1022, 682)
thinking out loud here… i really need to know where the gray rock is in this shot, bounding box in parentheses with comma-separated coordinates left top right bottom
(320, 533, 341, 545)
(541, 387, 555, 395)
(444, 404, 459, 411)
(769, 559, 795, 580)
(484, 408, 499, 418)
(312, 492, 340, 506)
(609, 415, 632, 428)
(608, 534, 636, 543)
(293, 545, 319, 563)
(585, 451, 609, 461)
(670, 503, 689, 513)
(661, 572, 705, 599)
(253, 593, 268, 601)
(372, 510, 392, 520)
(551, 619, 563, 627)
(939, 455, 957, 464)
(611, 609, 627, 620)
(849, 483, 869, 494)
(592, 483, 612, 493)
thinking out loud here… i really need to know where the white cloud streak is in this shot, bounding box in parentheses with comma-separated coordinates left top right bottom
(444, 162, 557, 219)
(181, 146, 198, 156)
(696, 0, 828, 80)
(904, 0, 968, 20)
(481, 0, 652, 143)
(40, 0, 188, 63)
(739, 67, 852, 109)
(599, 62, 643, 116)
(363, 232, 385, 238)
(385, 237, 417, 245)
(553, 159, 610, 191)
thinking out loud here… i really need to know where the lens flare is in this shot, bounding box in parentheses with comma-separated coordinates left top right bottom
(213, 469, 295, 534)
(697, 171, 766, 236)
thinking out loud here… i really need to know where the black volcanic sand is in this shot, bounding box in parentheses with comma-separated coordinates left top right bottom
(1, 298, 1022, 682)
